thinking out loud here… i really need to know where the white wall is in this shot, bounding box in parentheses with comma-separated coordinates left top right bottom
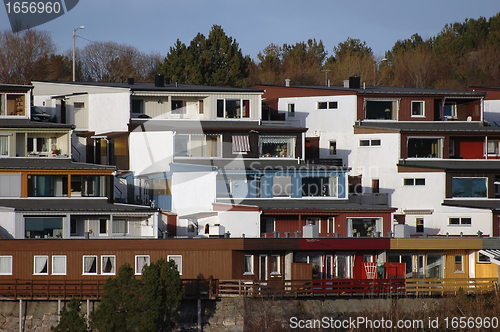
(211, 210, 260, 238)
(171, 171, 217, 216)
(129, 131, 174, 175)
(88, 93, 130, 134)
(484, 100, 500, 125)
(0, 208, 16, 238)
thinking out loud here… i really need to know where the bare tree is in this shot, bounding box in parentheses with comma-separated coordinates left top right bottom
(0, 29, 56, 84)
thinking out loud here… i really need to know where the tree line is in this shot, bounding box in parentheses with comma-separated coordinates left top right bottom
(1, 12, 499, 90)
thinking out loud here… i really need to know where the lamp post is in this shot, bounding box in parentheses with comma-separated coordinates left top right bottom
(73, 26, 85, 82)
(373, 58, 387, 85)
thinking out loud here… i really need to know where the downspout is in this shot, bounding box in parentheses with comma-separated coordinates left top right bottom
(485, 136, 488, 160)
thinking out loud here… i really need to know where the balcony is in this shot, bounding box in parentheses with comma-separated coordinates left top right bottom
(349, 193, 389, 206)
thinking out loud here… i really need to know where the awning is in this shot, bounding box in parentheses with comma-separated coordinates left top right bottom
(479, 249, 500, 265)
(232, 135, 250, 153)
(403, 209, 433, 215)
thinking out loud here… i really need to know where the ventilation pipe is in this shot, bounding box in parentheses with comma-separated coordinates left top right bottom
(285, 78, 290, 87)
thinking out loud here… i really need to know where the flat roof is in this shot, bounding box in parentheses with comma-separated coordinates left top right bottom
(443, 199, 500, 211)
(398, 159, 500, 171)
(258, 84, 486, 97)
(35, 81, 264, 94)
(0, 119, 74, 129)
(238, 199, 394, 212)
(0, 158, 116, 171)
(0, 198, 157, 213)
(129, 119, 307, 131)
(356, 121, 500, 133)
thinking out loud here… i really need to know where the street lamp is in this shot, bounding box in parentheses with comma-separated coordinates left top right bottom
(73, 26, 85, 82)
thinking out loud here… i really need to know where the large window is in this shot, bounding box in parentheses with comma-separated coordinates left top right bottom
(171, 100, 185, 114)
(174, 134, 221, 157)
(131, 99, 143, 114)
(443, 102, 457, 119)
(28, 175, 68, 197)
(25, 217, 63, 239)
(27, 137, 52, 154)
(347, 218, 382, 237)
(0, 256, 12, 275)
(449, 217, 472, 225)
(217, 99, 250, 118)
(70, 175, 107, 197)
(301, 177, 337, 197)
(318, 101, 338, 110)
(407, 138, 443, 158)
(0, 94, 26, 116)
(259, 136, 295, 158)
(270, 255, 280, 275)
(112, 219, 128, 234)
(364, 99, 398, 120)
(452, 177, 487, 198)
(387, 253, 414, 278)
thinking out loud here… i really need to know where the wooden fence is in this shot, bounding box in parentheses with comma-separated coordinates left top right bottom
(0, 278, 496, 300)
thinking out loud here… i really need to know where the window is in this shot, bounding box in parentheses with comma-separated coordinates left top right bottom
(416, 218, 424, 233)
(260, 218, 275, 234)
(171, 100, 185, 114)
(444, 102, 457, 119)
(27, 136, 54, 154)
(0, 256, 12, 275)
(404, 178, 425, 186)
(99, 219, 107, 234)
(478, 252, 491, 263)
(407, 138, 443, 158)
(135, 255, 150, 275)
(327, 217, 335, 233)
(34, 255, 48, 275)
(364, 99, 398, 120)
(1, 94, 26, 116)
(287, 103, 295, 117)
(449, 139, 455, 156)
(318, 101, 337, 110)
(83, 256, 97, 274)
(52, 255, 67, 275)
(27, 175, 68, 197)
(168, 255, 182, 275)
(329, 141, 336, 155)
(347, 218, 381, 237)
(273, 176, 292, 197)
(259, 136, 295, 158)
(449, 217, 471, 225)
(112, 219, 128, 234)
(101, 255, 116, 275)
(487, 140, 499, 155)
(452, 177, 487, 198)
(426, 255, 443, 278)
(404, 178, 414, 186)
(302, 176, 338, 197)
(71, 175, 107, 197)
(70, 218, 77, 235)
(25, 217, 63, 239)
(174, 134, 222, 157)
(131, 99, 143, 114)
(74, 102, 85, 108)
(411, 101, 424, 117)
(217, 99, 250, 118)
(187, 219, 196, 233)
(0, 135, 9, 156)
(359, 139, 380, 147)
(454, 255, 464, 272)
(270, 255, 280, 275)
(244, 255, 254, 275)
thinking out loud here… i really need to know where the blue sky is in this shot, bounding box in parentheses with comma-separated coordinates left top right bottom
(1, 0, 500, 61)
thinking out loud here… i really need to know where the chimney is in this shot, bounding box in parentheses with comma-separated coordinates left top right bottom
(349, 76, 361, 89)
(155, 74, 164, 87)
(343, 80, 349, 88)
(165, 77, 171, 85)
(285, 78, 290, 87)
(127, 78, 134, 85)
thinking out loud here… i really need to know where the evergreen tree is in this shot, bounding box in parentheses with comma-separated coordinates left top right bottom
(159, 25, 250, 87)
(51, 297, 87, 332)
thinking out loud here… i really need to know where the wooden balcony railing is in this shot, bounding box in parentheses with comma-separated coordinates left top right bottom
(0, 278, 496, 300)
